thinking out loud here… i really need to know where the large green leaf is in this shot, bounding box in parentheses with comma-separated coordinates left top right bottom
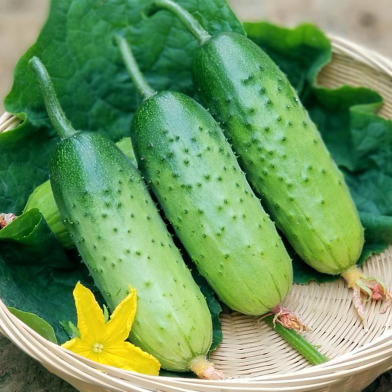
(245, 22, 392, 283)
(0, 116, 57, 214)
(0, 252, 97, 343)
(0, 174, 92, 345)
(8, 307, 57, 344)
(2, 0, 243, 215)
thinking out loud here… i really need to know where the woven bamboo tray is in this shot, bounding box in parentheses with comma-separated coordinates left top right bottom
(1, 36, 392, 392)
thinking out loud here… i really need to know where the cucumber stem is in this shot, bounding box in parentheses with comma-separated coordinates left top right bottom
(270, 305, 310, 333)
(144, 0, 211, 45)
(29, 57, 76, 139)
(264, 315, 328, 366)
(189, 356, 224, 380)
(341, 265, 392, 330)
(114, 35, 156, 100)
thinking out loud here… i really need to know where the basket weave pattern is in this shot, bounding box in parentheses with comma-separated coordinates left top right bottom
(1, 37, 392, 392)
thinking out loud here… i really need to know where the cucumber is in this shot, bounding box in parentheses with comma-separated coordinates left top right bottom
(192, 33, 365, 276)
(145, 1, 392, 325)
(29, 57, 219, 377)
(146, 0, 363, 276)
(24, 138, 137, 249)
(117, 37, 292, 317)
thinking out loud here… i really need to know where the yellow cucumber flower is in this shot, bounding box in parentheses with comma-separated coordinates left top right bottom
(62, 282, 160, 375)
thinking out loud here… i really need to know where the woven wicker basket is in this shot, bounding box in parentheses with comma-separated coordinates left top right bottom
(1, 36, 392, 392)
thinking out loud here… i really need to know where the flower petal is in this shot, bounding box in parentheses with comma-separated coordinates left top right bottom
(62, 337, 94, 358)
(102, 342, 160, 375)
(104, 287, 137, 344)
(73, 282, 105, 342)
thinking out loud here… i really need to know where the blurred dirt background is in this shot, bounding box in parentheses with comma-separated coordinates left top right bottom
(0, 0, 392, 391)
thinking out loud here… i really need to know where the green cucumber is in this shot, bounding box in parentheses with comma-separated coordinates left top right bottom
(192, 33, 365, 275)
(145, 0, 364, 276)
(24, 138, 137, 249)
(29, 56, 219, 377)
(117, 36, 292, 317)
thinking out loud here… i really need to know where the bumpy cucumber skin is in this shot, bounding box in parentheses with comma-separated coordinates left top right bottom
(24, 138, 137, 250)
(50, 132, 212, 371)
(193, 33, 364, 275)
(131, 91, 292, 315)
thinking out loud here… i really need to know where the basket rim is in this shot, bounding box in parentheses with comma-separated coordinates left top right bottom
(329, 35, 392, 78)
(1, 35, 392, 390)
(2, 295, 392, 388)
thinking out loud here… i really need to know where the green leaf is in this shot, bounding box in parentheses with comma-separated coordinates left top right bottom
(0, 116, 57, 214)
(0, 252, 98, 343)
(2, 0, 243, 214)
(0, 208, 71, 269)
(60, 321, 80, 340)
(245, 22, 392, 283)
(8, 307, 57, 344)
(103, 304, 110, 323)
(0, 188, 95, 345)
(306, 86, 383, 171)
